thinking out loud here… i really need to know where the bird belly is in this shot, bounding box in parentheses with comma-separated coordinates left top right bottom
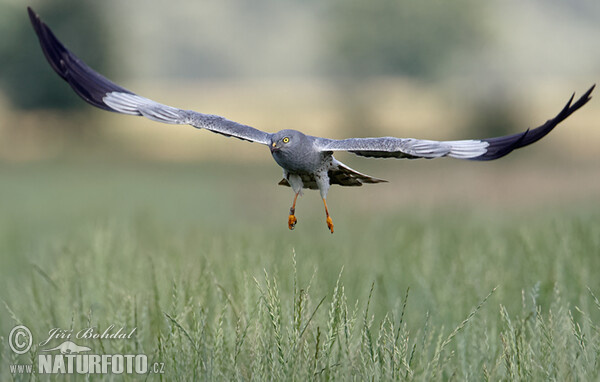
(271, 150, 324, 173)
(275, 154, 334, 191)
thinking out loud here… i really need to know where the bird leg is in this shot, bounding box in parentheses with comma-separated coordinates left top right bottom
(288, 192, 299, 230)
(322, 198, 334, 234)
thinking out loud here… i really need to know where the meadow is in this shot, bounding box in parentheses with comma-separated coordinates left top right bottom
(0, 155, 599, 381)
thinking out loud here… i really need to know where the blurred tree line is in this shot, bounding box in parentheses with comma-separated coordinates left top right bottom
(0, 0, 109, 110)
(0, 0, 485, 111)
(321, 0, 486, 135)
(323, 0, 484, 79)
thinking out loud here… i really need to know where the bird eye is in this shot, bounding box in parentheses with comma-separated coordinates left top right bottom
(282, 137, 290, 143)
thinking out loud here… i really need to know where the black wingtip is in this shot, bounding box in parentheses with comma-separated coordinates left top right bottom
(27, 6, 36, 19)
(582, 84, 595, 102)
(470, 85, 595, 161)
(27, 8, 46, 44)
(27, 7, 135, 112)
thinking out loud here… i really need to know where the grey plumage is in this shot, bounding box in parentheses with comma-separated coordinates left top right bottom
(314, 136, 489, 159)
(269, 130, 386, 198)
(28, 7, 595, 233)
(103, 93, 271, 145)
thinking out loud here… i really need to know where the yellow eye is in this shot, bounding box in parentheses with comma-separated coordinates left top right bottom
(282, 137, 290, 143)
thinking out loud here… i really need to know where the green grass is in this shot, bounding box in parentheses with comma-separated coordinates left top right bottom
(1, 160, 600, 380)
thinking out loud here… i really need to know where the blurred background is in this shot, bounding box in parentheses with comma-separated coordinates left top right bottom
(0, 0, 597, 223)
(1, 0, 599, 242)
(1, 0, 599, 160)
(0, 0, 599, 233)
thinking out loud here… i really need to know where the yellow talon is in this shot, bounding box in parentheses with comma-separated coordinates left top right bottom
(326, 216, 334, 234)
(288, 214, 297, 230)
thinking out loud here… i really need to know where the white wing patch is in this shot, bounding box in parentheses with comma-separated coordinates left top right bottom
(386, 138, 489, 159)
(103, 92, 185, 124)
(445, 140, 490, 159)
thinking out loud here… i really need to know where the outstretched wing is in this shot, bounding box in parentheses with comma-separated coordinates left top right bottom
(27, 7, 272, 145)
(315, 85, 594, 160)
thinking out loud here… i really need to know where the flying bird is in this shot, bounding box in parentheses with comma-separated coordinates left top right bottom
(28, 7, 594, 233)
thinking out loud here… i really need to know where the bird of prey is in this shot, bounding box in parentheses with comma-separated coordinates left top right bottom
(28, 7, 594, 233)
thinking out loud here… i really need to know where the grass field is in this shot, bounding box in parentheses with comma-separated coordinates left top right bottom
(0, 157, 599, 380)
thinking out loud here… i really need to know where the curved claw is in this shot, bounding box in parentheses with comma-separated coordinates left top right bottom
(288, 214, 298, 230)
(326, 216, 334, 234)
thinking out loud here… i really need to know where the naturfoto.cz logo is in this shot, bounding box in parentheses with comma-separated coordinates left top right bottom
(8, 324, 164, 375)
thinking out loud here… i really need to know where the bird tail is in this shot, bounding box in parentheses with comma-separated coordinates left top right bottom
(328, 160, 387, 187)
(278, 159, 386, 189)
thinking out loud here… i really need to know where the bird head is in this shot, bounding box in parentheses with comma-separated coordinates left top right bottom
(270, 129, 304, 153)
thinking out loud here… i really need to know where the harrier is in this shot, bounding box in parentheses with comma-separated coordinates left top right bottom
(28, 7, 594, 233)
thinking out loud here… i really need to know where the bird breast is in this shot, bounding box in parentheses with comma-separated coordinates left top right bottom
(272, 142, 325, 173)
